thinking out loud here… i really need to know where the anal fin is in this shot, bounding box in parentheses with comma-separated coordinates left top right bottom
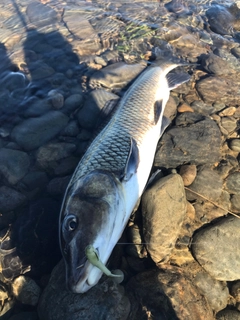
(160, 116, 171, 136)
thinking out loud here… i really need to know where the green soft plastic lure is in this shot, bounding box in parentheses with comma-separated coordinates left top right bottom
(85, 245, 121, 278)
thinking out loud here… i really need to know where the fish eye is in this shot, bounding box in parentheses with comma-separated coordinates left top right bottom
(63, 214, 78, 232)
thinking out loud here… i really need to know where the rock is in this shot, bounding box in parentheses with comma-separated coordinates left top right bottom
(231, 281, 240, 304)
(9, 312, 39, 320)
(193, 271, 229, 313)
(164, 95, 178, 119)
(177, 103, 194, 113)
(29, 62, 55, 80)
(206, 5, 234, 36)
(38, 260, 130, 320)
(77, 89, 119, 129)
(231, 194, 240, 212)
(201, 53, 236, 75)
(26, 1, 58, 28)
(190, 100, 215, 115)
(20, 171, 49, 192)
(0, 148, 30, 185)
(192, 216, 240, 281)
(89, 62, 146, 89)
(219, 106, 236, 116)
(0, 71, 27, 91)
(225, 172, 240, 194)
(229, 139, 240, 152)
(179, 164, 197, 186)
(0, 186, 27, 213)
(48, 90, 64, 109)
(216, 310, 240, 320)
(23, 98, 52, 117)
(185, 166, 222, 202)
(196, 76, 240, 104)
(54, 157, 79, 176)
(141, 174, 187, 264)
(63, 94, 83, 114)
(12, 276, 41, 306)
(221, 116, 237, 133)
(127, 267, 214, 320)
(36, 142, 76, 169)
(47, 175, 71, 195)
(154, 113, 221, 168)
(11, 111, 69, 151)
(62, 120, 80, 137)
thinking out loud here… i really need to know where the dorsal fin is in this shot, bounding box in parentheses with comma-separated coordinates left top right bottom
(167, 72, 191, 90)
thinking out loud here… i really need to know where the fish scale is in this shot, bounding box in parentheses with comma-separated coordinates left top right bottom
(70, 67, 163, 184)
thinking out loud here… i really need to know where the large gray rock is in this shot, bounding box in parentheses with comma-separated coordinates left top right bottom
(192, 216, 240, 281)
(0, 148, 30, 185)
(38, 260, 130, 320)
(154, 113, 221, 168)
(141, 173, 187, 264)
(11, 111, 69, 151)
(127, 267, 214, 320)
(193, 271, 229, 313)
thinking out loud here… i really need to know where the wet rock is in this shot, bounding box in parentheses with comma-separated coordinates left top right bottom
(38, 260, 130, 320)
(62, 94, 83, 114)
(216, 309, 240, 320)
(214, 48, 240, 72)
(142, 174, 187, 264)
(12, 276, 41, 306)
(20, 171, 49, 192)
(196, 76, 240, 104)
(179, 164, 197, 186)
(0, 72, 27, 91)
(193, 271, 229, 313)
(9, 312, 38, 320)
(48, 90, 64, 109)
(225, 172, 240, 194)
(77, 89, 119, 129)
(206, 5, 234, 36)
(36, 142, 76, 169)
(186, 166, 222, 202)
(0, 148, 30, 185)
(47, 175, 71, 195)
(26, 1, 58, 28)
(0, 186, 27, 213)
(23, 98, 52, 117)
(54, 157, 79, 176)
(127, 267, 214, 320)
(90, 62, 146, 89)
(29, 62, 55, 81)
(154, 113, 221, 168)
(62, 120, 80, 137)
(11, 111, 69, 151)
(201, 53, 235, 75)
(192, 216, 240, 281)
(190, 100, 216, 115)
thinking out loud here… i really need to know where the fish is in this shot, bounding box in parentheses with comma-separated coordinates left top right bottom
(59, 62, 191, 293)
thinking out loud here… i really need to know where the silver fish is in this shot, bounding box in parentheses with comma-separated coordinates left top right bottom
(59, 62, 190, 293)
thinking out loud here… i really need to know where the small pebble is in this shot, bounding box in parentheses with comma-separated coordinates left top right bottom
(177, 103, 194, 113)
(179, 164, 197, 186)
(221, 116, 237, 133)
(229, 139, 240, 152)
(48, 90, 64, 109)
(219, 106, 236, 116)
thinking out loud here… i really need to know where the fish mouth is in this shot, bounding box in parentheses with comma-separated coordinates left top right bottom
(66, 248, 103, 294)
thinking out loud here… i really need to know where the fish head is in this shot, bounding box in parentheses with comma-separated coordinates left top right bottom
(59, 170, 125, 293)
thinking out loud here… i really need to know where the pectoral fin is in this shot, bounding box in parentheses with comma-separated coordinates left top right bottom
(154, 100, 163, 124)
(160, 116, 171, 136)
(121, 138, 139, 182)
